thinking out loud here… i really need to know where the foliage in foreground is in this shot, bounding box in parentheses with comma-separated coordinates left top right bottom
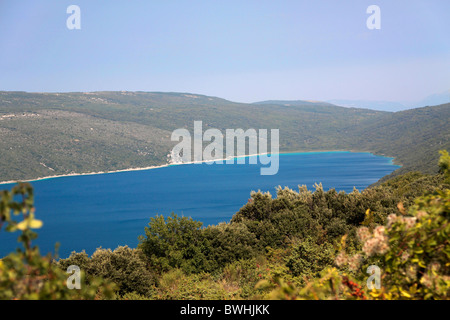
(1, 151, 449, 300)
(263, 150, 450, 299)
(0, 184, 116, 299)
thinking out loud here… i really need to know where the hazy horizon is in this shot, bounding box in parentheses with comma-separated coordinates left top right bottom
(1, 1, 449, 103)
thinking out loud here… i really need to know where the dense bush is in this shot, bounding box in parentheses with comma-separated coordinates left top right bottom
(57, 246, 156, 297)
(138, 213, 208, 274)
(202, 222, 259, 272)
(286, 237, 335, 278)
(262, 150, 450, 300)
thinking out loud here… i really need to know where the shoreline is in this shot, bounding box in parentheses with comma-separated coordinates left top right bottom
(0, 152, 268, 185)
(0, 150, 400, 185)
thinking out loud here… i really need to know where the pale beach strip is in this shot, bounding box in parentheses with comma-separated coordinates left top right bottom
(0, 152, 271, 185)
(0, 150, 398, 186)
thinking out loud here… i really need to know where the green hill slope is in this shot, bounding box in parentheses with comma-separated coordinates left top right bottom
(0, 91, 448, 182)
(351, 103, 450, 180)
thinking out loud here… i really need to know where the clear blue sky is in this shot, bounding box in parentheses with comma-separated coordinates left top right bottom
(0, 0, 449, 103)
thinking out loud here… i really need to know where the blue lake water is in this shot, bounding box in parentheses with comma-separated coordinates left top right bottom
(0, 151, 400, 258)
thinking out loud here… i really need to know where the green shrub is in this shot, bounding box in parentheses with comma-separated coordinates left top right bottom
(138, 213, 207, 274)
(58, 246, 156, 297)
(286, 237, 335, 278)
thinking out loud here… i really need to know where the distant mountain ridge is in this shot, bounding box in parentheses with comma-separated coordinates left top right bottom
(0, 91, 449, 183)
(414, 90, 450, 108)
(253, 100, 338, 108)
(325, 90, 450, 112)
(326, 99, 407, 112)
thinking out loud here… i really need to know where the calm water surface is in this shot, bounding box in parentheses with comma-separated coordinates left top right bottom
(0, 151, 400, 258)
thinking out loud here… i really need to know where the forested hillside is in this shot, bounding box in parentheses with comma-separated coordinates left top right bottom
(351, 104, 450, 179)
(0, 91, 449, 182)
